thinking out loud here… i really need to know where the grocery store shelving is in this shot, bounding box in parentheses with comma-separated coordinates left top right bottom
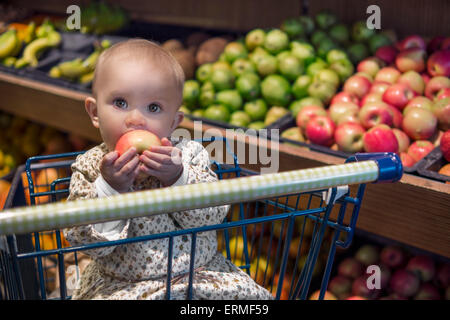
(1, 71, 449, 258)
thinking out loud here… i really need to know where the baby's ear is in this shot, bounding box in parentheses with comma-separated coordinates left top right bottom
(170, 111, 185, 132)
(85, 97, 99, 128)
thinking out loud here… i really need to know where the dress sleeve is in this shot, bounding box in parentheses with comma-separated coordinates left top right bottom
(170, 141, 230, 229)
(63, 154, 130, 258)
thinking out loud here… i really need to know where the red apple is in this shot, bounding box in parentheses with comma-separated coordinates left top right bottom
(328, 276, 352, 299)
(354, 72, 373, 83)
(336, 112, 362, 126)
(357, 58, 382, 78)
(427, 36, 446, 54)
(403, 96, 434, 115)
(390, 269, 420, 298)
(397, 70, 425, 95)
(435, 263, 450, 288)
(427, 50, 450, 77)
(363, 124, 399, 152)
(328, 102, 359, 123)
(305, 115, 336, 147)
(414, 283, 441, 300)
(331, 91, 360, 106)
(380, 245, 406, 268)
(431, 97, 450, 131)
(395, 48, 426, 73)
(407, 140, 434, 162)
(402, 107, 437, 140)
(393, 128, 411, 153)
(338, 258, 364, 279)
(375, 67, 401, 84)
(375, 45, 398, 64)
(352, 275, 381, 299)
(436, 88, 450, 101)
(360, 92, 382, 107)
(400, 152, 416, 167)
(406, 255, 436, 282)
(386, 104, 403, 128)
(343, 75, 372, 99)
(440, 130, 450, 162)
(296, 105, 327, 131)
(396, 35, 426, 51)
(334, 122, 365, 153)
(382, 83, 417, 111)
(115, 130, 162, 156)
(370, 81, 391, 95)
(421, 72, 431, 85)
(379, 264, 392, 290)
(359, 102, 394, 129)
(425, 76, 450, 100)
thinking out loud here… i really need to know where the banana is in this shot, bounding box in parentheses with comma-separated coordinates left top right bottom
(10, 37, 23, 57)
(79, 71, 94, 84)
(0, 30, 19, 59)
(1, 57, 16, 67)
(81, 49, 101, 72)
(58, 59, 89, 80)
(18, 31, 61, 68)
(49, 66, 61, 78)
(24, 22, 36, 44)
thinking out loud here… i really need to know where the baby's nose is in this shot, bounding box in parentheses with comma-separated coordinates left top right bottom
(125, 109, 146, 128)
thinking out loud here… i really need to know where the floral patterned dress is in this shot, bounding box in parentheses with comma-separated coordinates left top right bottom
(63, 139, 273, 300)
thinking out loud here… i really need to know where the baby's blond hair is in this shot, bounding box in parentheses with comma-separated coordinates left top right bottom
(92, 39, 185, 100)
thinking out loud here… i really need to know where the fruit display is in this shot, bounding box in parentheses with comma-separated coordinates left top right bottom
(327, 240, 450, 300)
(182, 11, 397, 129)
(48, 39, 111, 84)
(278, 33, 450, 171)
(0, 110, 93, 178)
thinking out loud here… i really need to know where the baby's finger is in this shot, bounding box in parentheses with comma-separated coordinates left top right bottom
(139, 163, 159, 177)
(141, 151, 173, 165)
(160, 137, 172, 147)
(139, 154, 162, 170)
(102, 151, 119, 167)
(114, 147, 137, 170)
(149, 145, 180, 156)
(120, 155, 140, 176)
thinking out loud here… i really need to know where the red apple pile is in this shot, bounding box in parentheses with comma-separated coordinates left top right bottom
(328, 243, 449, 300)
(295, 34, 449, 168)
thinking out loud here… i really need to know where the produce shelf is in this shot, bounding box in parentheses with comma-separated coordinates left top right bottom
(1, 71, 449, 258)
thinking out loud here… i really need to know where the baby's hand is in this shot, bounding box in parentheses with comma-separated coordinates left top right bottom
(139, 138, 183, 187)
(100, 147, 140, 193)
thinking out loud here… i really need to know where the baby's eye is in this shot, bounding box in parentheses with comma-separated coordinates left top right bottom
(148, 103, 161, 113)
(113, 98, 128, 109)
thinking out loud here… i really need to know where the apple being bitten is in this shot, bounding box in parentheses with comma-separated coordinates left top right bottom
(382, 83, 416, 111)
(407, 140, 434, 162)
(363, 124, 399, 153)
(334, 122, 365, 153)
(115, 130, 162, 156)
(305, 115, 336, 147)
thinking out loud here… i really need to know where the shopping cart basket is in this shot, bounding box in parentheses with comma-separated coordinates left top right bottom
(0, 137, 403, 300)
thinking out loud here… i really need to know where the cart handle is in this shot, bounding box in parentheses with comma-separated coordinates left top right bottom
(0, 153, 402, 236)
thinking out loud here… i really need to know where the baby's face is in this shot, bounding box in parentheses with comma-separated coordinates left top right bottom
(91, 57, 183, 151)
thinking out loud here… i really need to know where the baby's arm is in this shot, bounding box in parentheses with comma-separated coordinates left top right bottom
(63, 157, 130, 258)
(169, 141, 230, 229)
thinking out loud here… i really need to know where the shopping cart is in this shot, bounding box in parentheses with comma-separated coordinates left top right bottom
(0, 137, 403, 300)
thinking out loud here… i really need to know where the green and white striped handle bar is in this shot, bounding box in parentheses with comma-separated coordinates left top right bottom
(0, 153, 402, 236)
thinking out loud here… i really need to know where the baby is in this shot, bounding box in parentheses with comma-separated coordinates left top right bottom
(63, 39, 273, 300)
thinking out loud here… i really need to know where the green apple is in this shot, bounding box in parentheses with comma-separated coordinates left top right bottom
(224, 42, 248, 64)
(183, 80, 200, 108)
(199, 89, 215, 108)
(215, 90, 243, 112)
(264, 29, 289, 55)
(195, 63, 213, 83)
(256, 54, 278, 77)
(311, 30, 328, 47)
(314, 68, 340, 88)
(289, 100, 306, 117)
(368, 33, 393, 54)
(315, 10, 338, 30)
(297, 96, 325, 108)
(231, 58, 256, 77)
(203, 104, 230, 122)
(317, 38, 338, 59)
(290, 41, 316, 65)
(278, 54, 304, 81)
(306, 59, 328, 78)
(326, 49, 349, 64)
(281, 127, 305, 142)
(261, 74, 292, 107)
(210, 68, 235, 91)
(347, 42, 369, 64)
(307, 81, 337, 105)
(248, 121, 266, 130)
(230, 111, 252, 127)
(245, 29, 266, 51)
(249, 47, 270, 65)
(244, 99, 268, 121)
(329, 23, 350, 44)
(212, 61, 232, 71)
(264, 106, 289, 126)
(236, 72, 261, 101)
(329, 58, 355, 82)
(292, 75, 312, 99)
(298, 16, 315, 35)
(351, 21, 375, 42)
(192, 109, 204, 118)
(281, 18, 305, 39)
